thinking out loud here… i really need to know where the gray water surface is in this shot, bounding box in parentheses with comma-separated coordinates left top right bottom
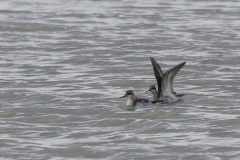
(1, 0, 240, 159)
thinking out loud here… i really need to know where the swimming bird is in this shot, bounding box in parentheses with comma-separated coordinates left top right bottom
(146, 57, 186, 103)
(145, 85, 158, 101)
(120, 90, 163, 109)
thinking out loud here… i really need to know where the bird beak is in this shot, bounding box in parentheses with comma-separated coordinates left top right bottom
(120, 94, 127, 98)
(145, 88, 151, 93)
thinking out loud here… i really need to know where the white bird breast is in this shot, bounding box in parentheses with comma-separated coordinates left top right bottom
(126, 98, 133, 106)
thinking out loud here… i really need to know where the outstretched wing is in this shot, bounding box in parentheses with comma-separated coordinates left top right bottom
(150, 57, 164, 99)
(163, 62, 186, 95)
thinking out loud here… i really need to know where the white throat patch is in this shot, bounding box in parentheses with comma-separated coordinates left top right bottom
(126, 98, 133, 106)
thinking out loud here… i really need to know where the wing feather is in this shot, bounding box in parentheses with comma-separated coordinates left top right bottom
(150, 57, 164, 99)
(163, 62, 186, 94)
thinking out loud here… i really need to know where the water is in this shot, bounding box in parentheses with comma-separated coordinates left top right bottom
(0, 0, 240, 159)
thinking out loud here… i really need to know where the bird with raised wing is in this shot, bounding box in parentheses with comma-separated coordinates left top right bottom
(146, 57, 186, 103)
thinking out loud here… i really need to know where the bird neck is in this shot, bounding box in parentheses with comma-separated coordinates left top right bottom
(150, 90, 158, 100)
(130, 94, 136, 101)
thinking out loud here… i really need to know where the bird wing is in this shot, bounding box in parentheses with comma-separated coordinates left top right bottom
(150, 57, 164, 99)
(162, 62, 186, 95)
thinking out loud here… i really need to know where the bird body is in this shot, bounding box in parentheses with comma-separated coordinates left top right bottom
(120, 90, 163, 109)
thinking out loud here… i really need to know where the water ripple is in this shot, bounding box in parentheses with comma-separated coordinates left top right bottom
(0, 0, 240, 159)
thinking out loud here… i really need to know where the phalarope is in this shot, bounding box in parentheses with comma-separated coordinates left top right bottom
(146, 57, 186, 103)
(120, 90, 163, 109)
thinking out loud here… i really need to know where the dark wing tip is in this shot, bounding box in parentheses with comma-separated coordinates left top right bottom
(181, 61, 186, 66)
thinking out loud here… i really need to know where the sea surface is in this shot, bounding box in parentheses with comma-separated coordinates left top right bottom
(0, 0, 240, 159)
